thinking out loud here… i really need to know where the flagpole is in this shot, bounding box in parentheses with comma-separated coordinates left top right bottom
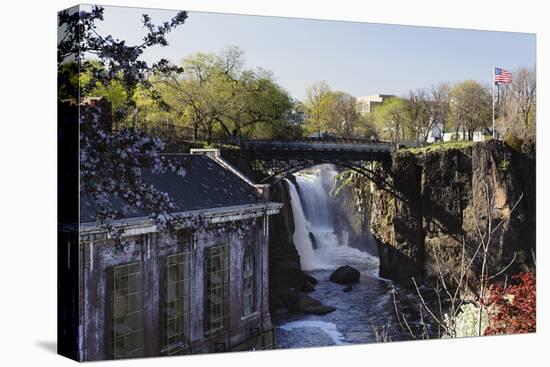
(492, 66, 496, 139)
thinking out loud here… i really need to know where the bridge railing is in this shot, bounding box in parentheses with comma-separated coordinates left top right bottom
(236, 139, 395, 152)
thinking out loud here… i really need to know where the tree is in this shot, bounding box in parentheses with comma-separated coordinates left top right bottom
(407, 89, 433, 142)
(158, 46, 292, 142)
(159, 51, 229, 142)
(372, 97, 411, 143)
(58, 6, 189, 243)
(325, 91, 359, 138)
(303, 81, 332, 136)
(450, 81, 491, 140)
(282, 99, 307, 139)
(355, 113, 379, 140)
(498, 66, 536, 139)
(430, 82, 451, 139)
(403, 83, 451, 143)
(509, 67, 536, 129)
(221, 68, 292, 140)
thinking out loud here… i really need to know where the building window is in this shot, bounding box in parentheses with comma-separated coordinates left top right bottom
(161, 249, 191, 355)
(242, 247, 256, 316)
(111, 262, 144, 359)
(204, 244, 229, 336)
(161, 232, 191, 355)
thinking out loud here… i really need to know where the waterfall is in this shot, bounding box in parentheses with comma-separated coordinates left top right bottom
(285, 164, 379, 272)
(285, 177, 321, 271)
(295, 171, 339, 251)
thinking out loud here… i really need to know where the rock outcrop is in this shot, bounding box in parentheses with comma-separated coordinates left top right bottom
(329, 265, 361, 284)
(331, 170, 377, 253)
(290, 295, 336, 315)
(370, 140, 536, 286)
(268, 176, 305, 311)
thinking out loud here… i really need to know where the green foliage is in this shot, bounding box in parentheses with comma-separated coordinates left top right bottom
(401, 140, 476, 155)
(504, 132, 524, 152)
(498, 158, 511, 173)
(302, 83, 362, 138)
(331, 170, 356, 197)
(449, 80, 492, 140)
(57, 62, 80, 100)
(355, 113, 379, 139)
(156, 46, 293, 142)
(372, 97, 411, 142)
(302, 81, 332, 136)
(445, 303, 490, 338)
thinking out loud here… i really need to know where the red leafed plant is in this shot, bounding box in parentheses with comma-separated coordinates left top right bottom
(484, 272, 536, 335)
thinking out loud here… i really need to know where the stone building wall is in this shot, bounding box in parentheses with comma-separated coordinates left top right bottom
(78, 218, 272, 361)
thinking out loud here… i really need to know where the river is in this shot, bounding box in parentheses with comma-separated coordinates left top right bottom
(272, 165, 424, 348)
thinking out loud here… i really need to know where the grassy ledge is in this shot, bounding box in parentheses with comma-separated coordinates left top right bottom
(400, 140, 478, 155)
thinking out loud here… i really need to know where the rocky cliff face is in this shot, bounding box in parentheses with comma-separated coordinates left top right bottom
(331, 170, 377, 254)
(267, 176, 304, 311)
(370, 141, 535, 286)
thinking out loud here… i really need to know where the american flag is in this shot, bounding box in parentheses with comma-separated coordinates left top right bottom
(494, 67, 512, 83)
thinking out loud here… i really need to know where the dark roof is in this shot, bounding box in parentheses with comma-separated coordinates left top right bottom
(80, 154, 262, 224)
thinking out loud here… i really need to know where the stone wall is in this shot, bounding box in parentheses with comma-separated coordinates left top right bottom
(78, 219, 271, 361)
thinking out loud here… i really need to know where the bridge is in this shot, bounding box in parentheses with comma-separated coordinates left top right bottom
(218, 137, 397, 186)
(235, 137, 395, 161)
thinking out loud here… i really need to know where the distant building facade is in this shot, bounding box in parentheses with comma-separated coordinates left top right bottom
(442, 130, 490, 142)
(426, 122, 444, 143)
(59, 153, 282, 361)
(356, 94, 395, 114)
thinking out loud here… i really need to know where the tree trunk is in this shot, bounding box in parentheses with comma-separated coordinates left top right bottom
(205, 126, 212, 144)
(193, 121, 199, 141)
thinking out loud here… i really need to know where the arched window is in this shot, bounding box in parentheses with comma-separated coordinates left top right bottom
(242, 247, 256, 316)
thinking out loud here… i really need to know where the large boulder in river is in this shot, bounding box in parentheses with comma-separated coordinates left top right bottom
(329, 265, 360, 284)
(304, 273, 318, 285)
(291, 295, 336, 315)
(300, 273, 318, 293)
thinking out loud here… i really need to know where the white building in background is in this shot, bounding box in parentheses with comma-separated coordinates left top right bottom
(426, 122, 444, 143)
(442, 131, 489, 142)
(356, 94, 394, 114)
(428, 122, 491, 143)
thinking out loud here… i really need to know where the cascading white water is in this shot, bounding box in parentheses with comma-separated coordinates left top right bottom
(285, 164, 379, 272)
(285, 177, 322, 271)
(277, 165, 412, 349)
(295, 171, 340, 250)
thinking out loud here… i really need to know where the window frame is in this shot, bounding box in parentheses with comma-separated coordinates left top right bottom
(204, 244, 230, 337)
(242, 246, 256, 317)
(160, 231, 192, 355)
(110, 261, 144, 360)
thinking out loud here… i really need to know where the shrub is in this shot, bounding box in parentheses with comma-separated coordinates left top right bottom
(498, 158, 510, 173)
(445, 303, 490, 338)
(484, 272, 536, 335)
(504, 132, 524, 152)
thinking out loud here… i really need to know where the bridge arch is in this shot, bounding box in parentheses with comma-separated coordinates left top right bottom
(216, 137, 400, 199)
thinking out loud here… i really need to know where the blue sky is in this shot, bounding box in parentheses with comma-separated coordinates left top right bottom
(86, 5, 536, 100)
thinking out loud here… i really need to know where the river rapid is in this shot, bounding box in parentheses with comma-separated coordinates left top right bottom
(272, 165, 424, 348)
